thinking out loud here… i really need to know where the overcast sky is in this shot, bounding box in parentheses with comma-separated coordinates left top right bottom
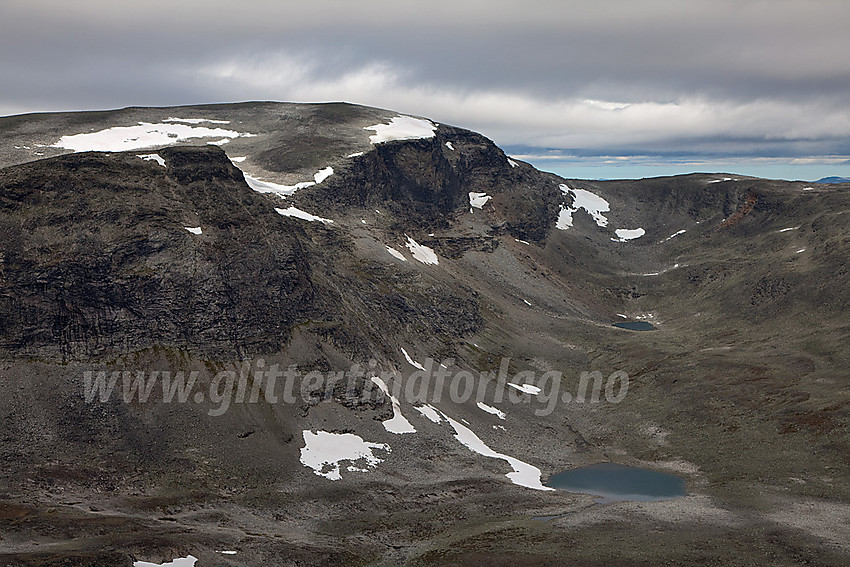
(3, 0, 850, 180)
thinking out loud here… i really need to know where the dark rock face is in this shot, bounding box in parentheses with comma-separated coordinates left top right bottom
(0, 147, 315, 360)
(0, 143, 486, 362)
(296, 125, 565, 240)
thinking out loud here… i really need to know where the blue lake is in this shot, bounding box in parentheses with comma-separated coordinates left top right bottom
(613, 321, 656, 331)
(546, 462, 685, 502)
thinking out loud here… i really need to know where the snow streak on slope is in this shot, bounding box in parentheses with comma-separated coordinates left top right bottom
(477, 402, 506, 420)
(436, 411, 553, 491)
(659, 229, 686, 243)
(507, 382, 541, 395)
(370, 377, 416, 434)
(275, 206, 334, 224)
(300, 430, 390, 480)
(414, 404, 442, 423)
(401, 347, 426, 371)
(386, 246, 407, 261)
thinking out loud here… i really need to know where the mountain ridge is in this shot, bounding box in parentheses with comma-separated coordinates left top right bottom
(0, 101, 849, 566)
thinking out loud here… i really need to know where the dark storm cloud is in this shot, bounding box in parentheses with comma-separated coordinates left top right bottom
(3, 0, 850, 166)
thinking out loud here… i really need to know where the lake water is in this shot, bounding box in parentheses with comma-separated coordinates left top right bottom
(613, 321, 656, 331)
(545, 462, 685, 502)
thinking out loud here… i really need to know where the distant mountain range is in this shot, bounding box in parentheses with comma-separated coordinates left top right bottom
(816, 176, 850, 183)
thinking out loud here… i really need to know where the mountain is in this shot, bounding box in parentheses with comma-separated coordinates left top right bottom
(1, 102, 849, 566)
(816, 176, 850, 184)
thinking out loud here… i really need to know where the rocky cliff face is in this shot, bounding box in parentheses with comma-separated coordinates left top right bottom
(0, 147, 316, 359)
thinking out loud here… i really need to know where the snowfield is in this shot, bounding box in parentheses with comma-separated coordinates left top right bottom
(365, 115, 437, 144)
(52, 122, 255, 152)
(612, 228, 646, 242)
(300, 430, 390, 480)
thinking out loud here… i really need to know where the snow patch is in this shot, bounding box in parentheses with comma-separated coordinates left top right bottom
(477, 402, 506, 420)
(523, 299, 532, 306)
(778, 226, 800, 233)
(415, 404, 442, 423)
(556, 205, 575, 230)
(314, 166, 334, 184)
(134, 556, 198, 567)
(611, 228, 646, 242)
(797, 248, 806, 253)
(386, 246, 407, 261)
(401, 347, 426, 371)
(365, 115, 437, 144)
(370, 377, 416, 434)
(515, 238, 530, 245)
(659, 229, 686, 243)
(300, 430, 390, 480)
(445, 141, 454, 151)
(507, 158, 518, 168)
(53, 122, 255, 152)
(230, 156, 247, 163)
(245, 174, 312, 197)
(556, 184, 610, 229)
(469, 192, 492, 209)
(347, 151, 364, 158)
(275, 207, 333, 224)
(708, 177, 733, 183)
(438, 410, 553, 491)
(507, 382, 541, 395)
(163, 117, 230, 124)
(184, 226, 202, 235)
(405, 236, 439, 265)
(136, 153, 165, 167)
